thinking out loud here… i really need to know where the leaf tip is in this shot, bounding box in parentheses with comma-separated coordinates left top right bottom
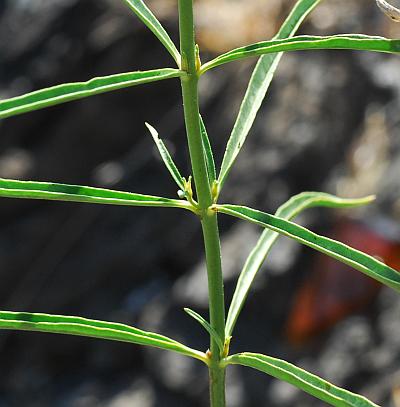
(183, 307, 196, 318)
(145, 122, 159, 140)
(355, 194, 376, 205)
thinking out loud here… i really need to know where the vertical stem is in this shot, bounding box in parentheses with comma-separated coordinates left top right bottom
(202, 214, 226, 407)
(178, 0, 210, 209)
(178, 1, 226, 406)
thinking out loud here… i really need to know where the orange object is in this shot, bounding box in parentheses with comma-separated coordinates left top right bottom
(286, 219, 400, 345)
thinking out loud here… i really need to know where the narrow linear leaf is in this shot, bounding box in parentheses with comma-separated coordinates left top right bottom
(0, 310, 206, 363)
(201, 34, 400, 74)
(120, 0, 180, 64)
(216, 204, 400, 292)
(225, 353, 379, 407)
(218, 0, 322, 190)
(199, 115, 217, 188)
(0, 178, 193, 212)
(225, 193, 375, 337)
(184, 308, 224, 354)
(0, 68, 183, 120)
(145, 122, 186, 190)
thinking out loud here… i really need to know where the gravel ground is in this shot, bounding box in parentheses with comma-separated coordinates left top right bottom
(0, 1, 400, 406)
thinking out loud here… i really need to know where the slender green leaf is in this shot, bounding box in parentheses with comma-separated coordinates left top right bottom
(199, 115, 216, 188)
(201, 35, 400, 74)
(225, 352, 379, 407)
(145, 122, 186, 190)
(184, 308, 224, 354)
(225, 193, 375, 337)
(216, 204, 400, 292)
(0, 310, 206, 362)
(120, 0, 180, 65)
(0, 178, 193, 212)
(0, 68, 183, 120)
(218, 0, 322, 190)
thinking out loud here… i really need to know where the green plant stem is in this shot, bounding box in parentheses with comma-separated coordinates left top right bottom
(178, 5, 210, 208)
(178, 1, 226, 405)
(201, 215, 226, 406)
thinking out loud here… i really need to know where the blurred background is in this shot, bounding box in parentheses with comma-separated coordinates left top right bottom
(1, 0, 400, 405)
